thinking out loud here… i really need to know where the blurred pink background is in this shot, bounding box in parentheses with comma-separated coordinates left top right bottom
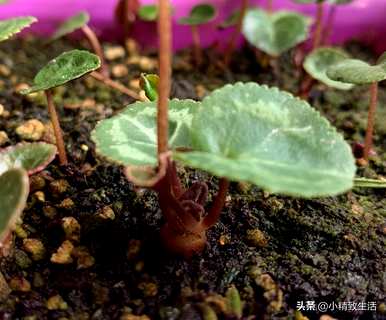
(1, 0, 385, 52)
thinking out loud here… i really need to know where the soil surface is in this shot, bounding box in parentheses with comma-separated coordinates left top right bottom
(0, 37, 385, 320)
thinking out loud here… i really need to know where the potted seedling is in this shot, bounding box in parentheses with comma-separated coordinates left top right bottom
(20, 49, 101, 166)
(299, 47, 354, 97)
(223, 0, 249, 66)
(177, 3, 217, 66)
(92, 81, 356, 257)
(0, 16, 37, 42)
(0, 143, 57, 247)
(242, 6, 310, 67)
(326, 53, 386, 164)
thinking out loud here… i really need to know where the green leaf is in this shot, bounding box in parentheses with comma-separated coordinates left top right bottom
(20, 50, 101, 94)
(0, 16, 37, 42)
(0, 0, 10, 4)
(242, 9, 310, 56)
(140, 73, 159, 101)
(0, 142, 57, 175)
(174, 83, 355, 198)
(226, 286, 243, 318)
(303, 47, 354, 90)
(138, 5, 159, 21)
(178, 4, 217, 25)
(0, 168, 29, 243)
(326, 58, 386, 85)
(219, 10, 241, 29)
(354, 178, 386, 188)
(51, 11, 90, 40)
(92, 99, 199, 166)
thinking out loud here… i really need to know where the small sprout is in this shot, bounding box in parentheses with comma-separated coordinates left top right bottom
(92, 82, 355, 256)
(20, 50, 100, 165)
(303, 47, 354, 90)
(0, 168, 29, 245)
(0, 16, 37, 42)
(178, 4, 217, 65)
(225, 285, 243, 318)
(51, 11, 89, 41)
(242, 9, 310, 56)
(327, 53, 386, 163)
(138, 5, 159, 21)
(0, 142, 57, 175)
(140, 73, 159, 101)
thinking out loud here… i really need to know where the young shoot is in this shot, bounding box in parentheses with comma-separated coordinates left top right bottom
(92, 82, 356, 257)
(0, 16, 37, 42)
(0, 143, 57, 247)
(20, 50, 101, 165)
(178, 3, 217, 66)
(242, 8, 310, 57)
(326, 53, 386, 164)
(138, 5, 159, 21)
(300, 47, 354, 97)
(140, 73, 159, 101)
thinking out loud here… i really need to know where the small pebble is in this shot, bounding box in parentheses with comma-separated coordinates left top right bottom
(23, 238, 45, 261)
(14, 249, 32, 269)
(112, 64, 129, 78)
(33, 191, 45, 202)
(0, 272, 11, 301)
(105, 46, 125, 60)
(0, 131, 8, 146)
(73, 246, 95, 269)
(9, 276, 31, 292)
(0, 104, 4, 116)
(46, 294, 68, 310)
(62, 217, 80, 241)
(0, 64, 11, 77)
(50, 240, 74, 264)
(98, 206, 115, 220)
(246, 229, 268, 248)
(58, 198, 75, 210)
(138, 282, 158, 297)
(49, 179, 70, 196)
(42, 205, 57, 219)
(16, 119, 45, 141)
(29, 175, 46, 192)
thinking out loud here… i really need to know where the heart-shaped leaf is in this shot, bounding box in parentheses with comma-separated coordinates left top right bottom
(242, 9, 310, 56)
(326, 58, 386, 85)
(178, 4, 217, 25)
(138, 5, 159, 21)
(92, 99, 198, 166)
(0, 142, 57, 176)
(174, 83, 355, 197)
(0, 168, 29, 243)
(20, 50, 101, 94)
(51, 11, 90, 40)
(0, 16, 37, 42)
(304, 47, 354, 90)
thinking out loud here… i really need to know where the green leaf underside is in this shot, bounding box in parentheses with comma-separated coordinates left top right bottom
(354, 178, 386, 188)
(174, 83, 355, 197)
(51, 11, 90, 40)
(178, 4, 216, 25)
(138, 5, 159, 21)
(304, 47, 354, 90)
(92, 99, 199, 166)
(326, 59, 386, 84)
(0, 143, 57, 175)
(20, 50, 100, 94)
(0, 16, 37, 42)
(0, 168, 29, 241)
(242, 9, 310, 56)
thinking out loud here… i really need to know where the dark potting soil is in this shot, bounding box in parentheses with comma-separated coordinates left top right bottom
(0, 37, 385, 320)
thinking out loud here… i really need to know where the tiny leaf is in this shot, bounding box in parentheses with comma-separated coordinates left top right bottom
(92, 99, 198, 166)
(51, 11, 90, 40)
(242, 9, 310, 56)
(178, 4, 217, 25)
(140, 73, 159, 101)
(226, 285, 243, 318)
(303, 47, 354, 90)
(0, 168, 29, 243)
(0, 142, 57, 175)
(174, 83, 355, 198)
(0, 16, 37, 42)
(219, 10, 241, 29)
(326, 58, 386, 85)
(138, 5, 159, 21)
(20, 50, 101, 94)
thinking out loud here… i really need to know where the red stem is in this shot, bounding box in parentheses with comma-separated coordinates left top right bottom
(363, 82, 378, 162)
(191, 25, 202, 66)
(81, 25, 109, 77)
(322, 5, 336, 45)
(224, 0, 249, 66)
(157, 0, 172, 158)
(267, 0, 273, 13)
(313, 2, 324, 50)
(45, 90, 68, 166)
(202, 178, 230, 229)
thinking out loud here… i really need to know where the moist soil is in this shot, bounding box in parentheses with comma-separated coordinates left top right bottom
(0, 37, 385, 320)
